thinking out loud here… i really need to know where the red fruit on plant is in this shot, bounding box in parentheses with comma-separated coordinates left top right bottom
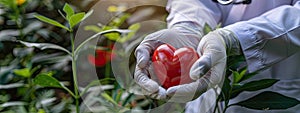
(88, 45, 115, 67)
(152, 44, 199, 89)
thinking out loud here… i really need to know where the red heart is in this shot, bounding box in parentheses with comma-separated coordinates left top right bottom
(152, 44, 199, 89)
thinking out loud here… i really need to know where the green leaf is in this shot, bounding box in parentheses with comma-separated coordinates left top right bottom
(110, 13, 131, 27)
(34, 14, 69, 31)
(232, 91, 300, 110)
(84, 25, 102, 32)
(233, 67, 249, 83)
(216, 23, 222, 29)
(239, 72, 258, 82)
(115, 89, 123, 103)
(0, 0, 15, 9)
(203, 23, 213, 35)
(129, 23, 141, 31)
(34, 74, 62, 88)
(227, 55, 245, 68)
(219, 76, 231, 102)
(63, 3, 74, 20)
(101, 93, 118, 106)
(233, 71, 242, 83)
(119, 23, 140, 43)
(235, 79, 279, 91)
(231, 79, 279, 98)
(0, 0, 9, 7)
(239, 68, 247, 77)
(38, 109, 46, 113)
(17, 40, 71, 55)
(69, 12, 85, 29)
(13, 68, 31, 78)
(102, 26, 121, 41)
(233, 67, 258, 83)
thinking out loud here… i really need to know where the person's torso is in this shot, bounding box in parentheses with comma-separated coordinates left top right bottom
(221, 0, 296, 25)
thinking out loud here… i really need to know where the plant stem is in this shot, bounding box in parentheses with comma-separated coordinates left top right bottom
(70, 31, 75, 52)
(70, 32, 80, 113)
(222, 106, 228, 113)
(105, 60, 111, 78)
(27, 77, 35, 100)
(62, 85, 76, 97)
(105, 41, 111, 78)
(72, 59, 80, 113)
(222, 83, 234, 113)
(213, 96, 220, 113)
(224, 104, 234, 113)
(17, 20, 24, 39)
(12, 4, 24, 39)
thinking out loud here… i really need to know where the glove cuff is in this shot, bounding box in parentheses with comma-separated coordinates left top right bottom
(216, 29, 242, 56)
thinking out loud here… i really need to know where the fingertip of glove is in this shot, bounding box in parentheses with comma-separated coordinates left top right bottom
(157, 87, 167, 99)
(142, 80, 160, 93)
(166, 86, 177, 97)
(189, 60, 202, 80)
(190, 70, 200, 80)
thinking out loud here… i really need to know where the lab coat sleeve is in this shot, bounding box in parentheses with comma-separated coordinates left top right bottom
(225, 2, 300, 72)
(293, 0, 300, 4)
(166, 0, 222, 32)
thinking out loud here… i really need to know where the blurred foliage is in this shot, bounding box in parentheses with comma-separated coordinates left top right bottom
(0, 0, 87, 112)
(0, 0, 159, 112)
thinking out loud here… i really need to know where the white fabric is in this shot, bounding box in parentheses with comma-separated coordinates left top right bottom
(164, 0, 300, 113)
(225, 2, 300, 72)
(225, 4, 247, 25)
(166, 0, 222, 29)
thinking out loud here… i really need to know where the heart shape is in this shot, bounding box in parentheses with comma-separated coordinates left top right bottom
(152, 44, 199, 89)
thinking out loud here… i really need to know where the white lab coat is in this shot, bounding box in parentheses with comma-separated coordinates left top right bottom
(166, 0, 300, 112)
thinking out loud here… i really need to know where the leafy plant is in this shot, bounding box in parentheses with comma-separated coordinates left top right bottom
(203, 24, 300, 113)
(25, 3, 131, 113)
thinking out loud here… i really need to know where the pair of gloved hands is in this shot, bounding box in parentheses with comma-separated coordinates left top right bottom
(134, 28, 241, 103)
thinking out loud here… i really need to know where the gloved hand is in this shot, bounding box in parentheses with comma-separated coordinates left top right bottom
(166, 28, 241, 102)
(134, 28, 201, 100)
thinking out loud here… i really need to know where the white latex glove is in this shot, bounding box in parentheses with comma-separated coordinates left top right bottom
(134, 28, 201, 100)
(166, 28, 241, 102)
